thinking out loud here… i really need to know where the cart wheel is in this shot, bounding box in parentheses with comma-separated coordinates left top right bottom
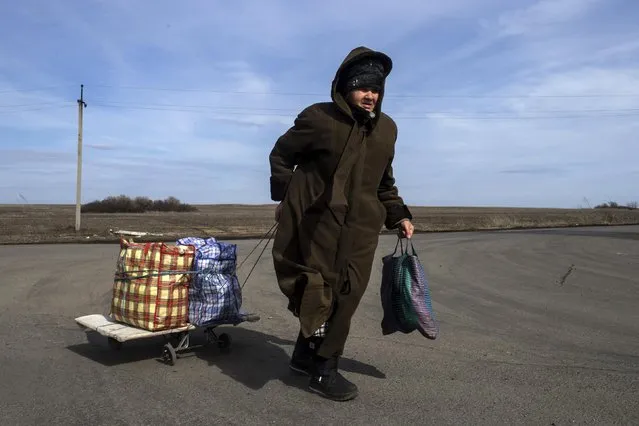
(162, 343, 177, 366)
(108, 337, 122, 351)
(217, 333, 232, 349)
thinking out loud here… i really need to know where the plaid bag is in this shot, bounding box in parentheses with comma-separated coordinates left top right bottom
(175, 237, 244, 326)
(111, 239, 195, 331)
(380, 237, 439, 339)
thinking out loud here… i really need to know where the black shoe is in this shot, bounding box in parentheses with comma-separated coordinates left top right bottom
(308, 356, 359, 401)
(289, 332, 319, 376)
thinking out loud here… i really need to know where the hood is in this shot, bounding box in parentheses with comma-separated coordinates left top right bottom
(331, 46, 393, 124)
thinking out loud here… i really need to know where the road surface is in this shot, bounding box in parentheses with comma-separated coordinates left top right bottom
(0, 226, 637, 425)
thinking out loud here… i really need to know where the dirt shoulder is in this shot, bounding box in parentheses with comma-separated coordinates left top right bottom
(1, 204, 639, 244)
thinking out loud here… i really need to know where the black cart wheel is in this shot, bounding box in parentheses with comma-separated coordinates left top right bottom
(217, 333, 232, 349)
(162, 343, 177, 365)
(108, 337, 122, 351)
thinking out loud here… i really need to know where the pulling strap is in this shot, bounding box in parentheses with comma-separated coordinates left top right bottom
(114, 223, 280, 292)
(238, 222, 279, 290)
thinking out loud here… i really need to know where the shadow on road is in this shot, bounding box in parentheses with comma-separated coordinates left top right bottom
(67, 326, 386, 392)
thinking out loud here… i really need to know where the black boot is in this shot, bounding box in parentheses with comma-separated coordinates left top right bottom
(308, 355, 359, 401)
(289, 331, 320, 376)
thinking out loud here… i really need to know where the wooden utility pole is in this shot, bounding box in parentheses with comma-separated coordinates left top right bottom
(75, 84, 87, 232)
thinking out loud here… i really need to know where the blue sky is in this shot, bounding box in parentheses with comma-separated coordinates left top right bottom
(1, 0, 638, 208)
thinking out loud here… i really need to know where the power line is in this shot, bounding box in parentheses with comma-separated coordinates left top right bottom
(88, 102, 639, 120)
(1, 100, 637, 121)
(0, 104, 69, 114)
(0, 102, 64, 108)
(3, 83, 639, 99)
(87, 100, 639, 114)
(89, 84, 639, 99)
(88, 101, 298, 112)
(2, 86, 639, 120)
(401, 113, 639, 120)
(0, 85, 75, 94)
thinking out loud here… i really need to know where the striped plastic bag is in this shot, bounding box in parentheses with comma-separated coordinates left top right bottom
(175, 236, 244, 326)
(380, 237, 439, 339)
(111, 239, 194, 331)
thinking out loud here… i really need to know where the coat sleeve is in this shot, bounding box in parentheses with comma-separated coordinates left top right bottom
(378, 158, 413, 229)
(269, 107, 317, 202)
(377, 121, 413, 229)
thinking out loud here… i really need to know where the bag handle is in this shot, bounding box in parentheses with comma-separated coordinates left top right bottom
(392, 235, 417, 256)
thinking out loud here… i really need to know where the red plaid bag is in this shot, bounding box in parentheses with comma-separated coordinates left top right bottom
(110, 239, 195, 331)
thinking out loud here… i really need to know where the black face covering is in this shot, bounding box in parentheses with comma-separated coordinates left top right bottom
(340, 58, 387, 93)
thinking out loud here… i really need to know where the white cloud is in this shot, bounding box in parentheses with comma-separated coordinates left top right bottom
(495, 0, 604, 36)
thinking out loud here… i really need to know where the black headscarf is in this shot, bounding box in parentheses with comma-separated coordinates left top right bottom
(339, 57, 387, 94)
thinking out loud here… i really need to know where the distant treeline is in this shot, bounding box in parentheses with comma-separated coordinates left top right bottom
(81, 195, 197, 213)
(594, 201, 638, 210)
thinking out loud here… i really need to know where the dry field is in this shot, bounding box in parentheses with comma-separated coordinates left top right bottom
(2, 203, 639, 244)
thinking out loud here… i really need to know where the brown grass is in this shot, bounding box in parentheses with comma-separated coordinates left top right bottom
(1, 204, 639, 244)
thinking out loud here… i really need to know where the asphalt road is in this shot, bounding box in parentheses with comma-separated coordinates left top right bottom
(0, 226, 637, 425)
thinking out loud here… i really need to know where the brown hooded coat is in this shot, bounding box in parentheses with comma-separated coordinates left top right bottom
(269, 46, 412, 358)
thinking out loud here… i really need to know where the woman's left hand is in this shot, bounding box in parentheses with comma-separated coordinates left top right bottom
(398, 219, 415, 239)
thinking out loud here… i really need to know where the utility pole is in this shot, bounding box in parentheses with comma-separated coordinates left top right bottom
(75, 84, 87, 232)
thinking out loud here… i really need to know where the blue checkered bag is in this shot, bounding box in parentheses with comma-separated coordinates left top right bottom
(176, 237, 244, 326)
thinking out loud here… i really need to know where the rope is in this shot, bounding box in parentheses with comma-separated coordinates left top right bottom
(114, 268, 223, 280)
(240, 222, 278, 290)
(237, 222, 278, 271)
(114, 222, 279, 291)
